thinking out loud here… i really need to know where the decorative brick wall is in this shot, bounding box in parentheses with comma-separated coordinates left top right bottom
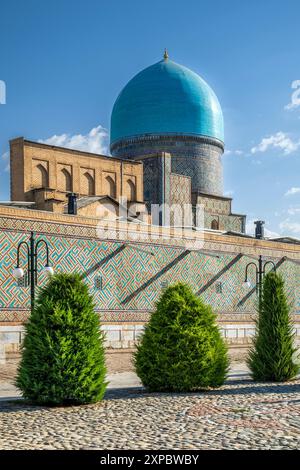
(111, 134, 224, 197)
(111, 134, 246, 232)
(9, 138, 144, 210)
(0, 206, 299, 359)
(195, 193, 232, 214)
(193, 193, 246, 233)
(204, 212, 245, 233)
(170, 173, 191, 206)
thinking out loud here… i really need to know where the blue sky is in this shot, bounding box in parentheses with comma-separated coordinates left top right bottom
(0, 0, 300, 237)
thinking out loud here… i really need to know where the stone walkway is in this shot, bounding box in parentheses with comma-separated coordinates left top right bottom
(0, 361, 300, 450)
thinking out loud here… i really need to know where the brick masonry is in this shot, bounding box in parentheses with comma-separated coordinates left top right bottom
(10, 138, 144, 213)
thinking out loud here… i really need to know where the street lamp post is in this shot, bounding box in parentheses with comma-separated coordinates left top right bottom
(243, 255, 276, 304)
(13, 231, 54, 309)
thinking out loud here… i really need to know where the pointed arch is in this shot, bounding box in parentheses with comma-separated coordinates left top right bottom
(105, 175, 116, 198)
(211, 219, 219, 230)
(126, 179, 136, 201)
(35, 164, 49, 188)
(62, 168, 72, 192)
(84, 172, 95, 196)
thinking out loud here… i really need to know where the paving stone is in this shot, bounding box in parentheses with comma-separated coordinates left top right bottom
(1, 359, 299, 450)
(0, 378, 300, 449)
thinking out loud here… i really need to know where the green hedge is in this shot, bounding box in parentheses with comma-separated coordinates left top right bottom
(134, 282, 229, 392)
(16, 273, 107, 404)
(248, 271, 299, 382)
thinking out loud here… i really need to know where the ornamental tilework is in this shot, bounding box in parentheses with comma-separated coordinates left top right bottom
(170, 174, 191, 207)
(198, 196, 231, 214)
(112, 135, 224, 197)
(205, 213, 245, 233)
(0, 225, 299, 323)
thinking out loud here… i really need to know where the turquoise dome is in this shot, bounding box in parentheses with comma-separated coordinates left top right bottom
(110, 57, 224, 145)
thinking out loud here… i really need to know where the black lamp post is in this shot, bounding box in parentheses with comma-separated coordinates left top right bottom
(243, 255, 276, 304)
(13, 231, 54, 309)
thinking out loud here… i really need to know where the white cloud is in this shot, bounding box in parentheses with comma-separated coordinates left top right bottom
(251, 132, 300, 155)
(285, 187, 300, 196)
(224, 189, 234, 197)
(246, 218, 280, 238)
(277, 200, 300, 236)
(1, 125, 109, 175)
(1, 151, 9, 172)
(285, 80, 300, 110)
(279, 220, 300, 235)
(224, 149, 243, 156)
(264, 228, 281, 238)
(1, 125, 109, 174)
(245, 220, 255, 236)
(39, 125, 109, 155)
(287, 206, 300, 215)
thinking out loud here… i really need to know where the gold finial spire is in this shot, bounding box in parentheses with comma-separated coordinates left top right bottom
(163, 48, 169, 60)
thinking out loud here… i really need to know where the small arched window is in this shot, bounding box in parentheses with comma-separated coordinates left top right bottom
(84, 172, 95, 196)
(126, 179, 136, 201)
(36, 164, 49, 188)
(105, 176, 116, 198)
(62, 168, 72, 192)
(211, 219, 219, 230)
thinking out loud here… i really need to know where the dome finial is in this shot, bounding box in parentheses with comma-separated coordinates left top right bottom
(163, 48, 169, 60)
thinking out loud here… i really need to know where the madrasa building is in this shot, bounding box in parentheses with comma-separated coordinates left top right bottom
(0, 52, 299, 362)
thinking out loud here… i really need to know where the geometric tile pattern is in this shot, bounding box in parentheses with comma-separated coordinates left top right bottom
(170, 174, 191, 207)
(205, 212, 245, 233)
(0, 224, 299, 323)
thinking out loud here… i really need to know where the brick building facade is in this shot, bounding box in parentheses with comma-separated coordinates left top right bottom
(10, 137, 147, 220)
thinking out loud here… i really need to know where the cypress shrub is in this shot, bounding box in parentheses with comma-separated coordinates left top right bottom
(247, 271, 299, 382)
(134, 282, 229, 392)
(16, 273, 107, 405)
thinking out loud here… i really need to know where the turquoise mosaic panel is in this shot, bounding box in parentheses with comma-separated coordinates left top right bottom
(0, 229, 299, 320)
(0, 231, 30, 308)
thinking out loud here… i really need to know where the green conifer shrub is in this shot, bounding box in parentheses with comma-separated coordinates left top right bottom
(16, 273, 107, 404)
(134, 282, 229, 392)
(247, 271, 299, 382)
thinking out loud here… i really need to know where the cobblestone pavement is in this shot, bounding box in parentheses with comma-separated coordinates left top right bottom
(1, 378, 300, 450)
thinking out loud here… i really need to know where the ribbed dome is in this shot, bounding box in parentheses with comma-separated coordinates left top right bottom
(110, 57, 224, 146)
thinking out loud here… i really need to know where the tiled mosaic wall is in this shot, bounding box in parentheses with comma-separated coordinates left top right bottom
(142, 154, 171, 211)
(112, 135, 245, 232)
(170, 173, 191, 207)
(1, 228, 299, 324)
(112, 134, 224, 197)
(204, 213, 245, 233)
(198, 195, 231, 214)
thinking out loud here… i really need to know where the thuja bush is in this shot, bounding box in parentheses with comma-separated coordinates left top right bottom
(16, 273, 107, 405)
(248, 271, 299, 382)
(134, 282, 229, 392)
